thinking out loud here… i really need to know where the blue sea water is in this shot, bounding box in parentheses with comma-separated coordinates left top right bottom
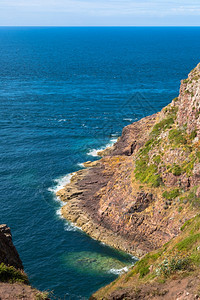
(0, 27, 200, 299)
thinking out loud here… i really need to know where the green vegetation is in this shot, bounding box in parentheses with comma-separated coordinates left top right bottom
(189, 129, 197, 140)
(151, 117, 174, 138)
(168, 129, 187, 145)
(0, 263, 28, 283)
(153, 155, 161, 165)
(126, 215, 200, 283)
(97, 213, 200, 299)
(162, 189, 180, 200)
(178, 206, 183, 212)
(183, 79, 189, 84)
(135, 162, 161, 187)
(183, 159, 195, 176)
(126, 252, 162, 280)
(134, 139, 162, 187)
(139, 266, 150, 278)
(169, 164, 182, 176)
(35, 292, 49, 300)
(196, 151, 200, 161)
(176, 234, 200, 251)
(157, 255, 190, 277)
(186, 188, 200, 208)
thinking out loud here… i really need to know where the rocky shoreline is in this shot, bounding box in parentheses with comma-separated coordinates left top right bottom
(56, 96, 195, 258)
(56, 114, 162, 257)
(57, 161, 140, 256)
(57, 63, 200, 299)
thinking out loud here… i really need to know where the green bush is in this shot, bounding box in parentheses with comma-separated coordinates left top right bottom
(190, 130, 197, 140)
(176, 234, 200, 251)
(151, 117, 174, 138)
(168, 129, 187, 145)
(0, 263, 28, 283)
(183, 159, 195, 176)
(162, 189, 180, 200)
(135, 163, 161, 187)
(153, 155, 161, 165)
(170, 164, 182, 176)
(158, 256, 190, 277)
(139, 266, 150, 278)
(35, 292, 49, 300)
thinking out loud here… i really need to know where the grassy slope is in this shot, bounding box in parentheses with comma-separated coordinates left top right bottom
(92, 66, 200, 298)
(92, 213, 200, 299)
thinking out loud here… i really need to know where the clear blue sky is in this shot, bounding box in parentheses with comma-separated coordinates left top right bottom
(1, 0, 200, 26)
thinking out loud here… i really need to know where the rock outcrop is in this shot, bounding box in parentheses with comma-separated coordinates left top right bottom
(57, 64, 200, 259)
(0, 225, 49, 300)
(0, 224, 23, 270)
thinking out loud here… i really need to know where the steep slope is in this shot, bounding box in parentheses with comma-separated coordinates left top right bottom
(92, 214, 200, 299)
(90, 63, 200, 299)
(0, 225, 49, 300)
(0, 225, 23, 270)
(58, 63, 200, 260)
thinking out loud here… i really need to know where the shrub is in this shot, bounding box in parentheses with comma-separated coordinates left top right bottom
(35, 292, 49, 300)
(153, 155, 161, 165)
(135, 163, 161, 187)
(176, 233, 200, 251)
(190, 130, 197, 140)
(139, 266, 150, 278)
(162, 189, 180, 200)
(0, 263, 28, 283)
(157, 255, 190, 277)
(169, 164, 182, 176)
(183, 159, 195, 176)
(151, 117, 174, 138)
(180, 218, 193, 231)
(168, 129, 187, 145)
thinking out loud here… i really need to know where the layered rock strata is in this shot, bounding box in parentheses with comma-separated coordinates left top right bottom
(58, 63, 200, 258)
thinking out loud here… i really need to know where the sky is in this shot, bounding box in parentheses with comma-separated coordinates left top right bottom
(0, 0, 200, 26)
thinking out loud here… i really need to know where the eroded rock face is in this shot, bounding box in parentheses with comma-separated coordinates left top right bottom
(177, 63, 200, 136)
(58, 63, 200, 257)
(100, 114, 157, 157)
(0, 224, 23, 270)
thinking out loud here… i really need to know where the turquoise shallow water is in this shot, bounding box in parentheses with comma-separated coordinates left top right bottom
(0, 27, 200, 299)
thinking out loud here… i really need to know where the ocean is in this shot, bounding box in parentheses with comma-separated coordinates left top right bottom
(0, 27, 200, 299)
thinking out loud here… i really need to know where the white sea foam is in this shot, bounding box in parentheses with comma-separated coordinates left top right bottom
(48, 173, 81, 231)
(48, 173, 73, 194)
(87, 138, 118, 157)
(123, 118, 132, 121)
(56, 207, 64, 219)
(58, 119, 67, 122)
(64, 222, 82, 232)
(108, 266, 129, 275)
(77, 162, 85, 168)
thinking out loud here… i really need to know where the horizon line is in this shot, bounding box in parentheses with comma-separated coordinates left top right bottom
(0, 25, 200, 28)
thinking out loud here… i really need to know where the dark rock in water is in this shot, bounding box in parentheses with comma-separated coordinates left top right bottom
(0, 225, 49, 299)
(0, 224, 23, 270)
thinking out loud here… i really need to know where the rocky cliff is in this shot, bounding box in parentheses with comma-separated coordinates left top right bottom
(0, 225, 49, 300)
(58, 63, 200, 299)
(58, 63, 200, 258)
(0, 224, 23, 270)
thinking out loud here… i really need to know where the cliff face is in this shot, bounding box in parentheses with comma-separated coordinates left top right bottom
(0, 225, 49, 300)
(0, 224, 23, 270)
(58, 63, 200, 259)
